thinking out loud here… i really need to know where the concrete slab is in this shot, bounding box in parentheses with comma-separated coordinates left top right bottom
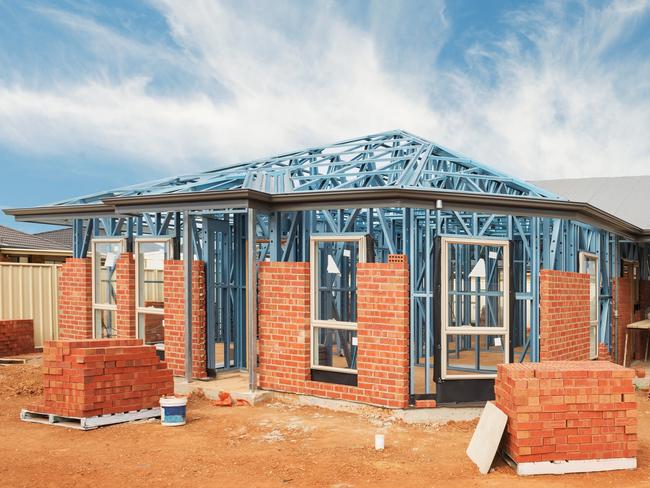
(394, 406, 482, 425)
(466, 401, 508, 474)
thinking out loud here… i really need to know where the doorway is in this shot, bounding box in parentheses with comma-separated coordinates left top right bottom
(205, 215, 247, 375)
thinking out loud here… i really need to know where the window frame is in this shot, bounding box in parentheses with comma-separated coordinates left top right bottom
(309, 234, 367, 374)
(134, 236, 173, 341)
(440, 236, 510, 380)
(579, 251, 600, 360)
(91, 237, 126, 338)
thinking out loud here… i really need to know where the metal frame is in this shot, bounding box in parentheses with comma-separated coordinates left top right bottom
(46, 131, 559, 207)
(7, 129, 648, 403)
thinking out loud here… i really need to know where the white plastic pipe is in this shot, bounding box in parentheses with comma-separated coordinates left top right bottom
(375, 434, 385, 451)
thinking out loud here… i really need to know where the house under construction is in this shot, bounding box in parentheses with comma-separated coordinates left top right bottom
(5, 130, 649, 407)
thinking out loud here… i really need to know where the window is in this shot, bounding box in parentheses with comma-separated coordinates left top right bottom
(92, 239, 125, 338)
(441, 237, 510, 379)
(310, 235, 367, 374)
(135, 238, 172, 344)
(580, 252, 599, 359)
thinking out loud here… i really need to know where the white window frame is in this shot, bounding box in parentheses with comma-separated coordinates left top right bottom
(579, 251, 600, 360)
(441, 236, 510, 380)
(310, 235, 367, 374)
(91, 237, 126, 338)
(134, 237, 173, 341)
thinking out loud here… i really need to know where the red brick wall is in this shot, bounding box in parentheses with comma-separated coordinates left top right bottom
(115, 252, 136, 339)
(495, 361, 637, 464)
(613, 278, 635, 364)
(58, 258, 93, 340)
(0, 319, 34, 356)
(258, 255, 409, 409)
(28, 339, 173, 418)
(539, 269, 591, 361)
(640, 280, 650, 317)
(163, 260, 207, 378)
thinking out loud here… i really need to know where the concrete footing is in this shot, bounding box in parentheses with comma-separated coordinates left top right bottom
(272, 391, 482, 425)
(173, 375, 271, 405)
(174, 378, 483, 425)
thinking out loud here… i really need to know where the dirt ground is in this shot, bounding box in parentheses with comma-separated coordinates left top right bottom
(1, 362, 650, 488)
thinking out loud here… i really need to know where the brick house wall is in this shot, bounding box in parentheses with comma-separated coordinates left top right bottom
(640, 280, 650, 319)
(115, 252, 136, 339)
(58, 258, 93, 340)
(613, 278, 634, 364)
(539, 269, 591, 361)
(257, 255, 409, 409)
(0, 319, 34, 356)
(614, 277, 650, 364)
(163, 260, 207, 378)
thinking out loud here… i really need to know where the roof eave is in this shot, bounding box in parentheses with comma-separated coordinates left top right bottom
(3, 188, 648, 241)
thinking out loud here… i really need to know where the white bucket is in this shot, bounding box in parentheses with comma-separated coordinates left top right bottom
(160, 396, 188, 426)
(375, 434, 385, 450)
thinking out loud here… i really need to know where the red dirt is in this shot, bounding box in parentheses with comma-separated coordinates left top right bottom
(1, 363, 649, 488)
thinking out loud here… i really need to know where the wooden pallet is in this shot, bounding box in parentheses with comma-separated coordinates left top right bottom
(20, 407, 161, 430)
(0, 358, 28, 365)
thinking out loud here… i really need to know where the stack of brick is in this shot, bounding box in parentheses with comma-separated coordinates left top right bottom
(0, 319, 34, 356)
(495, 361, 637, 464)
(27, 339, 173, 418)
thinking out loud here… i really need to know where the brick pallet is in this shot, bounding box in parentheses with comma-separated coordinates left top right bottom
(495, 361, 637, 475)
(26, 339, 173, 420)
(0, 319, 34, 357)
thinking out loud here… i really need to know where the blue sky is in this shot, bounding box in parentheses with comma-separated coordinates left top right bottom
(1, 0, 650, 232)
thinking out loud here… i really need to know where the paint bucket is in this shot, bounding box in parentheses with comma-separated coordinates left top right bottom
(159, 396, 187, 426)
(375, 434, 385, 450)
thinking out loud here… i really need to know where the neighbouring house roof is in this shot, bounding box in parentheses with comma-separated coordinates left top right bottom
(532, 176, 650, 231)
(33, 227, 73, 250)
(0, 225, 70, 251)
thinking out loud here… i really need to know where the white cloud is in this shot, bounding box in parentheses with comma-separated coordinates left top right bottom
(0, 0, 648, 180)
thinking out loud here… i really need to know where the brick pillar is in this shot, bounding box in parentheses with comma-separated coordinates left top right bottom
(356, 254, 410, 408)
(640, 280, 650, 316)
(115, 252, 136, 338)
(163, 260, 207, 378)
(613, 278, 634, 364)
(58, 258, 93, 340)
(258, 262, 311, 393)
(539, 269, 590, 361)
